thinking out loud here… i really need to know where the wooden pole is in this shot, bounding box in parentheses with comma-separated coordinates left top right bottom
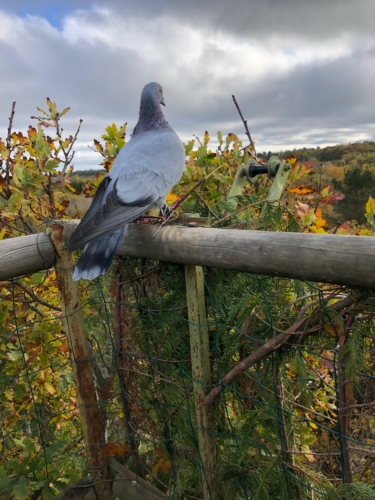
(0, 232, 54, 278)
(185, 265, 218, 499)
(48, 225, 109, 498)
(2, 223, 375, 288)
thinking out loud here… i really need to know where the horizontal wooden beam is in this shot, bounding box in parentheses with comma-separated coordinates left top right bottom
(0, 232, 55, 280)
(1, 221, 375, 288)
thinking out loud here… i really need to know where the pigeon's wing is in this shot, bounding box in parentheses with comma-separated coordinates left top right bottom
(68, 170, 161, 251)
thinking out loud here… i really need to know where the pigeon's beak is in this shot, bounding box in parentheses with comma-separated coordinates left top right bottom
(161, 96, 165, 106)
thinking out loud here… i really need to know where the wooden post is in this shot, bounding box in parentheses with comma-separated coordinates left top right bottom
(185, 264, 218, 499)
(48, 225, 109, 498)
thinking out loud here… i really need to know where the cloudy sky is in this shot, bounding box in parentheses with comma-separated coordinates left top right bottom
(0, 0, 374, 169)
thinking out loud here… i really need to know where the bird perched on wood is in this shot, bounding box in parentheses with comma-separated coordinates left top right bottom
(68, 82, 185, 280)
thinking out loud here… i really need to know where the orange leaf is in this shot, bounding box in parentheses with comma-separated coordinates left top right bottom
(57, 344, 70, 353)
(104, 442, 128, 457)
(325, 322, 343, 337)
(152, 458, 172, 476)
(288, 184, 316, 196)
(161, 459, 172, 474)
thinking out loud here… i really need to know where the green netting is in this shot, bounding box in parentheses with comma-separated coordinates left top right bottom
(1, 253, 375, 500)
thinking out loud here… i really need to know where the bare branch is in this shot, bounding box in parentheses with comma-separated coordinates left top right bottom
(204, 292, 367, 406)
(4, 101, 16, 195)
(54, 119, 83, 183)
(231, 94, 256, 154)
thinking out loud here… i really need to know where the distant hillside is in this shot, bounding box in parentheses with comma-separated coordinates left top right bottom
(72, 169, 106, 177)
(276, 141, 375, 163)
(72, 141, 375, 178)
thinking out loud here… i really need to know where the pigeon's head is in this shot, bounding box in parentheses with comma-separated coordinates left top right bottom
(134, 82, 169, 134)
(141, 82, 165, 107)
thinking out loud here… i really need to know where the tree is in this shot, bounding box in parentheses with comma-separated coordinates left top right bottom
(332, 165, 375, 224)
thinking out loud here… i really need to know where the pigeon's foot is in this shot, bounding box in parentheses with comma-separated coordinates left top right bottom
(159, 204, 173, 218)
(134, 215, 165, 225)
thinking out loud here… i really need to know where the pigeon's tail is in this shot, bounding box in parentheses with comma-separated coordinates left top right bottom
(71, 226, 127, 281)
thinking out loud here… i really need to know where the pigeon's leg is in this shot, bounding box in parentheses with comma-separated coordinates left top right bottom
(159, 203, 173, 219)
(153, 206, 177, 238)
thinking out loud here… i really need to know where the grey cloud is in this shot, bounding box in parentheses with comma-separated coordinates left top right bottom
(106, 0, 375, 40)
(1, 3, 375, 170)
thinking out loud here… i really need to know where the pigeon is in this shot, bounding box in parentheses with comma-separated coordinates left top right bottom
(68, 82, 185, 280)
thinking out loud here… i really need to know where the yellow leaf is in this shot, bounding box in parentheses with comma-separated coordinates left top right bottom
(365, 196, 375, 226)
(45, 383, 56, 395)
(64, 181, 77, 194)
(366, 196, 375, 215)
(166, 193, 179, 204)
(286, 155, 298, 166)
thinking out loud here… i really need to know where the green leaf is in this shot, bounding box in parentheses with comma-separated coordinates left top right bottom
(184, 139, 195, 155)
(13, 166, 24, 187)
(59, 107, 71, 117)
(217, 131, 223, 147)
(36, 107, 49, 117)
(197, 145, 207, 161)
(12, 479, 30, 500)
(102, 123, 119, 141)
(0, 467, 13, 487)
(18, 437, 37, 453)
(7, 349, 23, 361)
(43, 484, 56, 500)
(45, 160, 60, 172)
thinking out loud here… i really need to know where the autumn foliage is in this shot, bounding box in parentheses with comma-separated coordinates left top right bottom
(1, 101, 375, 499)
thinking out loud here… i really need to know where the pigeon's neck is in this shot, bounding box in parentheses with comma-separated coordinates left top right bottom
(133, 95, 169, 135)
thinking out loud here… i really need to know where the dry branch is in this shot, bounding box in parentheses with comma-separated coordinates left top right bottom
(231, 94, 256, 153)
(204, 293, 367, 405)
(52, 457, 169, 500)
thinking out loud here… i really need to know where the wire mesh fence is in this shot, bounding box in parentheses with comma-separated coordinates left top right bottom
(1, 252, 375, 499)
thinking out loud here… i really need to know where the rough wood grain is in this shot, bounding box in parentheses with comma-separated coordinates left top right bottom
(0, 232, 54, 280)
(1, 222, 375, 288)
(118, 225, 375, 288)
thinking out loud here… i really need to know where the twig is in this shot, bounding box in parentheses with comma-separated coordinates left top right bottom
(11, 281, 62, 311)
(175, 164, 226, 208)
(211, 200, 267, 227)
(5, 101, 16, 195)
(302, 353, 334, 391)
(195, 190, 220, 220)
(232, 95, 256, 154)
(165, 394, 188, 426)
(54, 119, 83, 182)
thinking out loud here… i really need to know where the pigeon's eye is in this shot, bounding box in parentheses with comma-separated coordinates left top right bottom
(159, 88, 163, 93)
